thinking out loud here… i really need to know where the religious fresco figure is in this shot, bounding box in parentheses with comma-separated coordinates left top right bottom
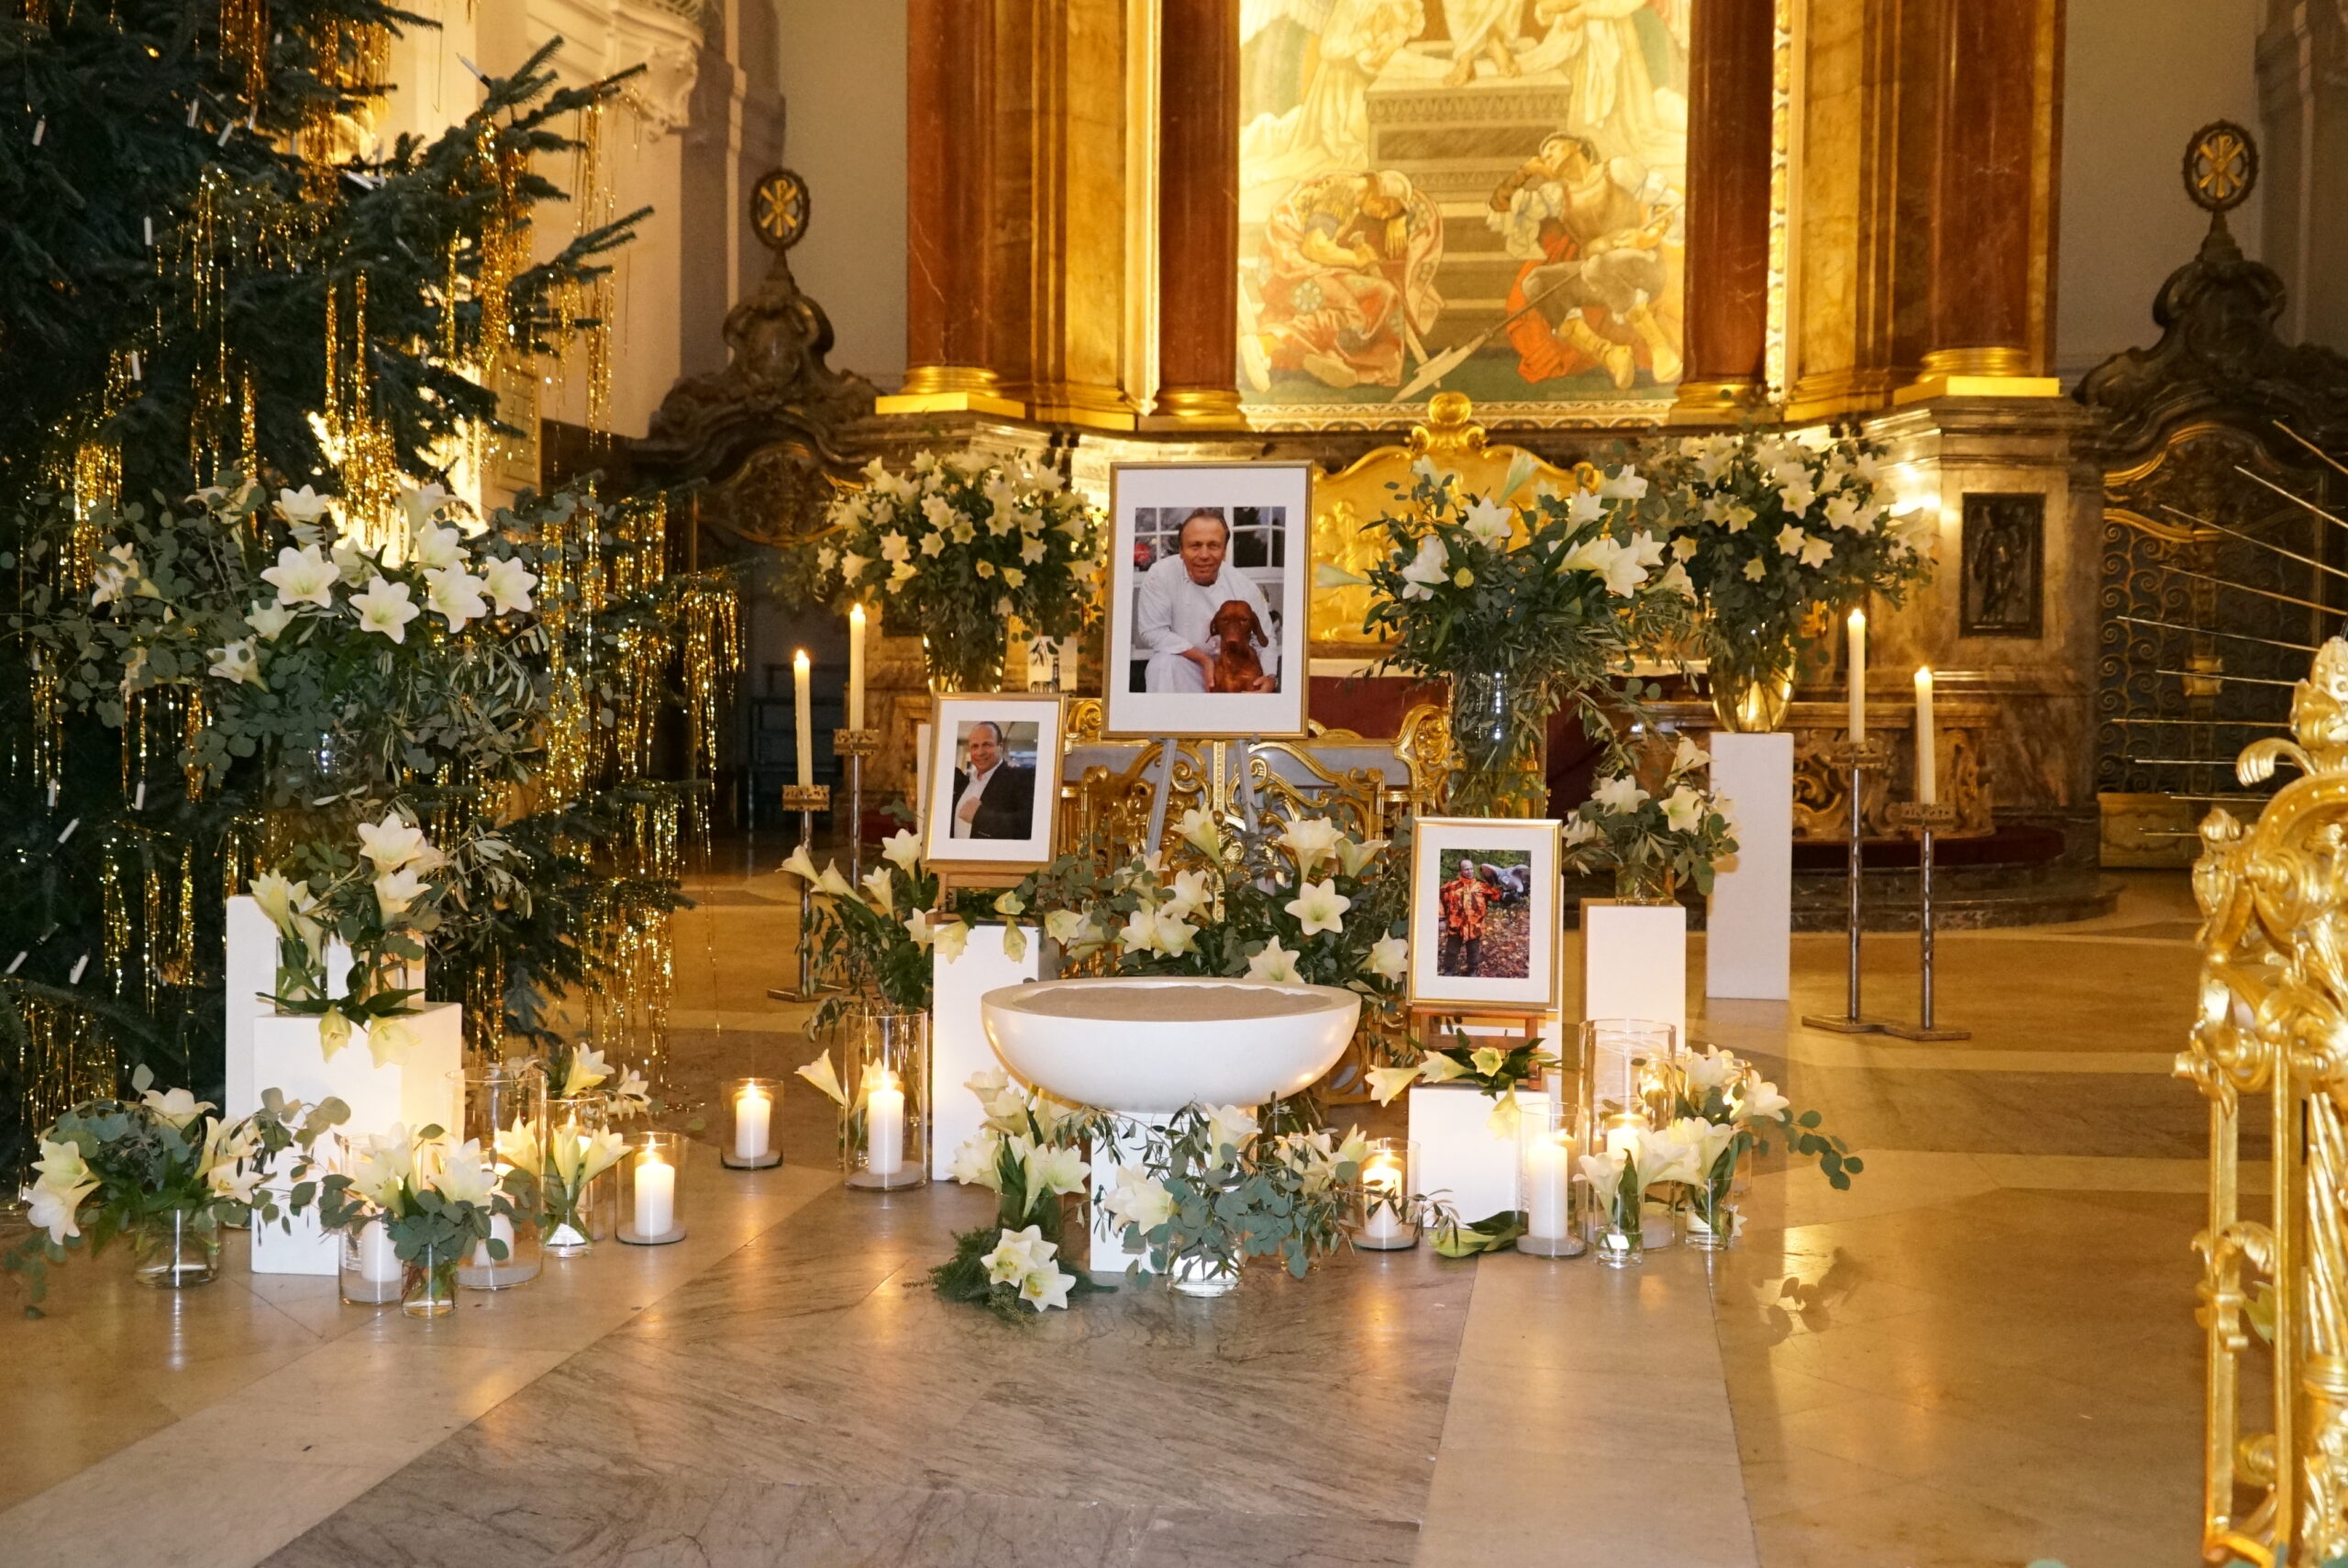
(1442, 0, 1527, 85)
(1533, 0, 1689, 181)
(1246, 170, 1445, 392)
(1239, 0, 1425, 183)
(1488, 133, 1682, 390)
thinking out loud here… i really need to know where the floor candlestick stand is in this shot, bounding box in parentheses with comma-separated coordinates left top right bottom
(1799, 739, 1895, 1036)
(781, 782, 833, 1001)
(1879, 801, 1971, 1042)
(833, 729, 879, 887)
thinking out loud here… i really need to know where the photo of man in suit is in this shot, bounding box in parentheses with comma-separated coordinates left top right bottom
(949, 721, 1038, 842)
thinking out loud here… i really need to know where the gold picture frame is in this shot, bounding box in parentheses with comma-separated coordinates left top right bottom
(1408, 815, 1564, 1014)
(1102, 460, 1315, 740)
(921, 693, 1069, 878)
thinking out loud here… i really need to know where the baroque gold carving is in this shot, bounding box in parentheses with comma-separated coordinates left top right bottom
(2183, 635, 2348, 1566)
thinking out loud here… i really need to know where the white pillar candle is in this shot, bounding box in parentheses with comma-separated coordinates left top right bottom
(734, 1085, 772, 1162)
(634, 1153, 675, 1238)
(847, 605, 867, 731)
(1361, 1154, 1406, 1242)
(1524, 1136, 1570, 1241)
(1846, 609, 1867, 742)
(358, 1219, 401, 1284)
(867, 1075, 905, 1176)
(1602, 1112, 1644, 1159)
(792, 649, 814, 788)
(1914, 667, 1937, 804)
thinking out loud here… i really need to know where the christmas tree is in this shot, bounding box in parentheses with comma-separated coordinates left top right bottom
(0, 2, 734, 1176)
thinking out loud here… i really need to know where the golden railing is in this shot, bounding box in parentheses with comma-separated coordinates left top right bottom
(2183, 636, 2348, 1565)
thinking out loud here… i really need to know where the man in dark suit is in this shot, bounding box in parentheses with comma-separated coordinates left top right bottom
(949, 722, 1036, 842)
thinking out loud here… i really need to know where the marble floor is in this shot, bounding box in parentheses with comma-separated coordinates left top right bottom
(0, 858, 2215, 1566)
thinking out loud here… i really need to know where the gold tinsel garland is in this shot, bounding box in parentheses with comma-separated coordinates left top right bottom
(3, 993, 116, 1157)
(321, 273, 404, 554)
(218, 0, 269, 105)
(679, 578, 741, 784)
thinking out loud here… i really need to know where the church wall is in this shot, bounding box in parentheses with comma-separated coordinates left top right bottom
(2054, 0, 2264, 383)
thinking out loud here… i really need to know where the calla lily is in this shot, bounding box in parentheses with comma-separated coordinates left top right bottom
(796, 1051, 848, 1106)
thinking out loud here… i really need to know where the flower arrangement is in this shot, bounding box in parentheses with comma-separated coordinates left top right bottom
(931, 1069, 1113, 1319)
(1019, 810, 1408, 999)
(1656, 431, 1932, 724)
(1365, 1025, 1556, 1140)
(1330, 458, 1693, 815)
(494, 1115, 626, 1253)
(249, 808, 445, 1055)
(1100, 1105, 1373, 1290)
(5, 1066, 346, 1308)
(316, 1122, 538, 1314)
(816, 449, 1104, 693)
(1579, 1122, 1700, 1262)
(540, 1042, 651, 1119)
(1667, 1043, 1860, 1246)
(1565, 734, 1741, 900)
(780, 830, 969, 1023)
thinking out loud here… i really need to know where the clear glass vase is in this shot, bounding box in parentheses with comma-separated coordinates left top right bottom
(1446, 668, 1553, 818)
(541, 1095, 615, 1255)
(1611, 863, 1679, 904)
(340, 1220, 404, 1305)
(133, 1207, 219, 1289)
(924, 633, 1006, 696)
(1170, 1251, 1242, 1297)
(401, 1242, 460, 1319)
(1706, 621, 1800, 734)
(455, 1060, 545, 1290)
(1595, 1225, 1645, 1269)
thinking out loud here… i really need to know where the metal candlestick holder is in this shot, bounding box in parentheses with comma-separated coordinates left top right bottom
(780, 781, 833, 1001)
(1799, 738, 1896, 1036)
(834, 728, 880, 887)
(1878, 801, 1972, 1042)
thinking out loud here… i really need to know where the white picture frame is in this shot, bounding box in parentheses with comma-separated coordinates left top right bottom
(1102, 461, 1313, 739)
(1408, 816, 1564, 1013)
(921, 694, 1066, 874)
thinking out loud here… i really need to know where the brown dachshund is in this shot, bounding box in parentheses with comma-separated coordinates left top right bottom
(1207, 600, 1272, 692)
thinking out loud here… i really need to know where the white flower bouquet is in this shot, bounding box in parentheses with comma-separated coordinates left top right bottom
(1101, 1105, 1376, 1289)
(316, 1121, 538, 1313)
(1665, 1043, 1857, 1247)
(249, 808, 448, 1055)
(4, 1066, 346, 1307)
(1565, 734, 1740, 900)
(931, 1068, 1113, 1319)
(494, 1114, 626, 1252)
(1657, 431, 1932, 712)
(817, 448, 1104, 692)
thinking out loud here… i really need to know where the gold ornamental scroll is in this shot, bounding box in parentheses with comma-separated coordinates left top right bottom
(1308, 392, 1587, 659)
(2183, 636, 2348, 1566)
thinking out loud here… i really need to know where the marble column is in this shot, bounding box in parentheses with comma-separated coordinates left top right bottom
(1905, 0, 2061, 396)
(894, 0, 1014, 408)
(1673, 0, 1777, 418)
(1149, 0, 1246, 429)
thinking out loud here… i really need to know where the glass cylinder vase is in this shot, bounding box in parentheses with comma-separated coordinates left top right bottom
(133, 1207, 219, 1289)
(1611, 863, 1680, 904)
(340, 1218, 404, 1306)
(541, 1094, 616, 1256)
(1169, 1250, 1242, 1297)
(838, 1005, 930, 1191)
(1445, 667, 1553, 818)
(1350, 1137, 1418, 1252)
(1517, 1102, 1586, 1258)
(722, 1077, 783, 1170)
(924, 632, 1006, 696)
(454, 1061, 545, 1290)
(1583, 1018, 1680, 1123)
(617, 1131, 688, 1245)
(401, 1242, 460, 1318)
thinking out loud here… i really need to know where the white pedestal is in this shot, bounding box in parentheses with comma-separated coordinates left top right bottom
(233, 1005, 464, 1275)
(1580, 900, 1688, 1043)
(930, 924, 1038, 1179)
(1085, 1114, 1168, 1283)
(1409, 1084, 1534, 1223)
(1705, 732, 1792, 1000)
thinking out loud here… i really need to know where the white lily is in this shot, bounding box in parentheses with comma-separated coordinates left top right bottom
(357, 812, 429, 874)
(1279, 815, 1342, 874)
(1366, 933, 1407, 982)
(411, 523, 465, 571)
(880, 830, 922, 871)
(1469, 1045, 1507, 1077)
(1246, 936, 1301, 985)
(428, 1139, 498, 1207)
(260, 544, 338, 609)
(349, 576, 420, 643)
(1486, 1095, 1522, 1140)
(934, 918, 971, 961)
(1024, 1142, 1089, 1198)
(33, 1136, 92, 1194)
(206, 636, 264, 688)
(1740, 1075, 1790, 1123)
(1660, 786, 1708, 834)
(1367, 1065, 1423, 1105)
(274, 485, 333, 524)
(903, 909, 938, 949)
(1177, 806, 1224, 859)
(1396, 535, 1448, 601)
(366, 1012, 419, 1070)
(1591, 774, 1648, 815)
(140, 1086, 215, 1129)
(861, 867, 896, 910)
(949, 1132, 1004, 1189)
(1202, 1104, 1257, 1159)
(1284, 878, 1351, 938)
(1148, 907, 1198, 956)
(374, 867, 428, 920)
(981, 1224, 1049, 1285)
(1683, 1045, 1743, 1095)
(563, 1045, 613, 1099)
(814, 862, 858, 900)
(27, 1180, 94, 1244)
(1462, 496, 1513, 548)
(796, 1051, 849, 1107)
(1018, 1260, 1076, 1312)
(482, 555, 537, 616)
(348, 1126, 414, 1209)
(1599, 466, 1648, 501)
(1333, 836, 1387, 878)
(1102, 1166, 1175, 1232)
(779, 844, 822, 883)
(424, 566, 489, 632)
(246, 601, 296, 641)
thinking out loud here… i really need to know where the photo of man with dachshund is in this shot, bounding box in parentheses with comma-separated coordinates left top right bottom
(1132, 506, 1282, 695)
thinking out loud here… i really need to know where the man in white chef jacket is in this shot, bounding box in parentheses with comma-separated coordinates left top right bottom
(1134, 509, 1280, 693)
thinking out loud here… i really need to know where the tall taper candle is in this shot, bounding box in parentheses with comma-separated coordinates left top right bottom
(1914, 667, 1937, 804)
(1847, 609, 1867, 742)
(847, 605, 867, 731)
(792, 648, 814, 787)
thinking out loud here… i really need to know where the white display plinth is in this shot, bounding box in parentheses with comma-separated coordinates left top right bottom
(1580, 900, 1688, 1045)
(1705, 732, 1793, 1000)
(1409, 1084, 1534, 1223)
(1086, 1114, 1168, 1283)
(930, 924, 1038, 1180)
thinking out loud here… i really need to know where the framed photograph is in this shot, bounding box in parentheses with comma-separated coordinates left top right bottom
(1103, 462, 1313, 738)
(1408, 817, 1563, 1012)
(921, 695, 1065, 874)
